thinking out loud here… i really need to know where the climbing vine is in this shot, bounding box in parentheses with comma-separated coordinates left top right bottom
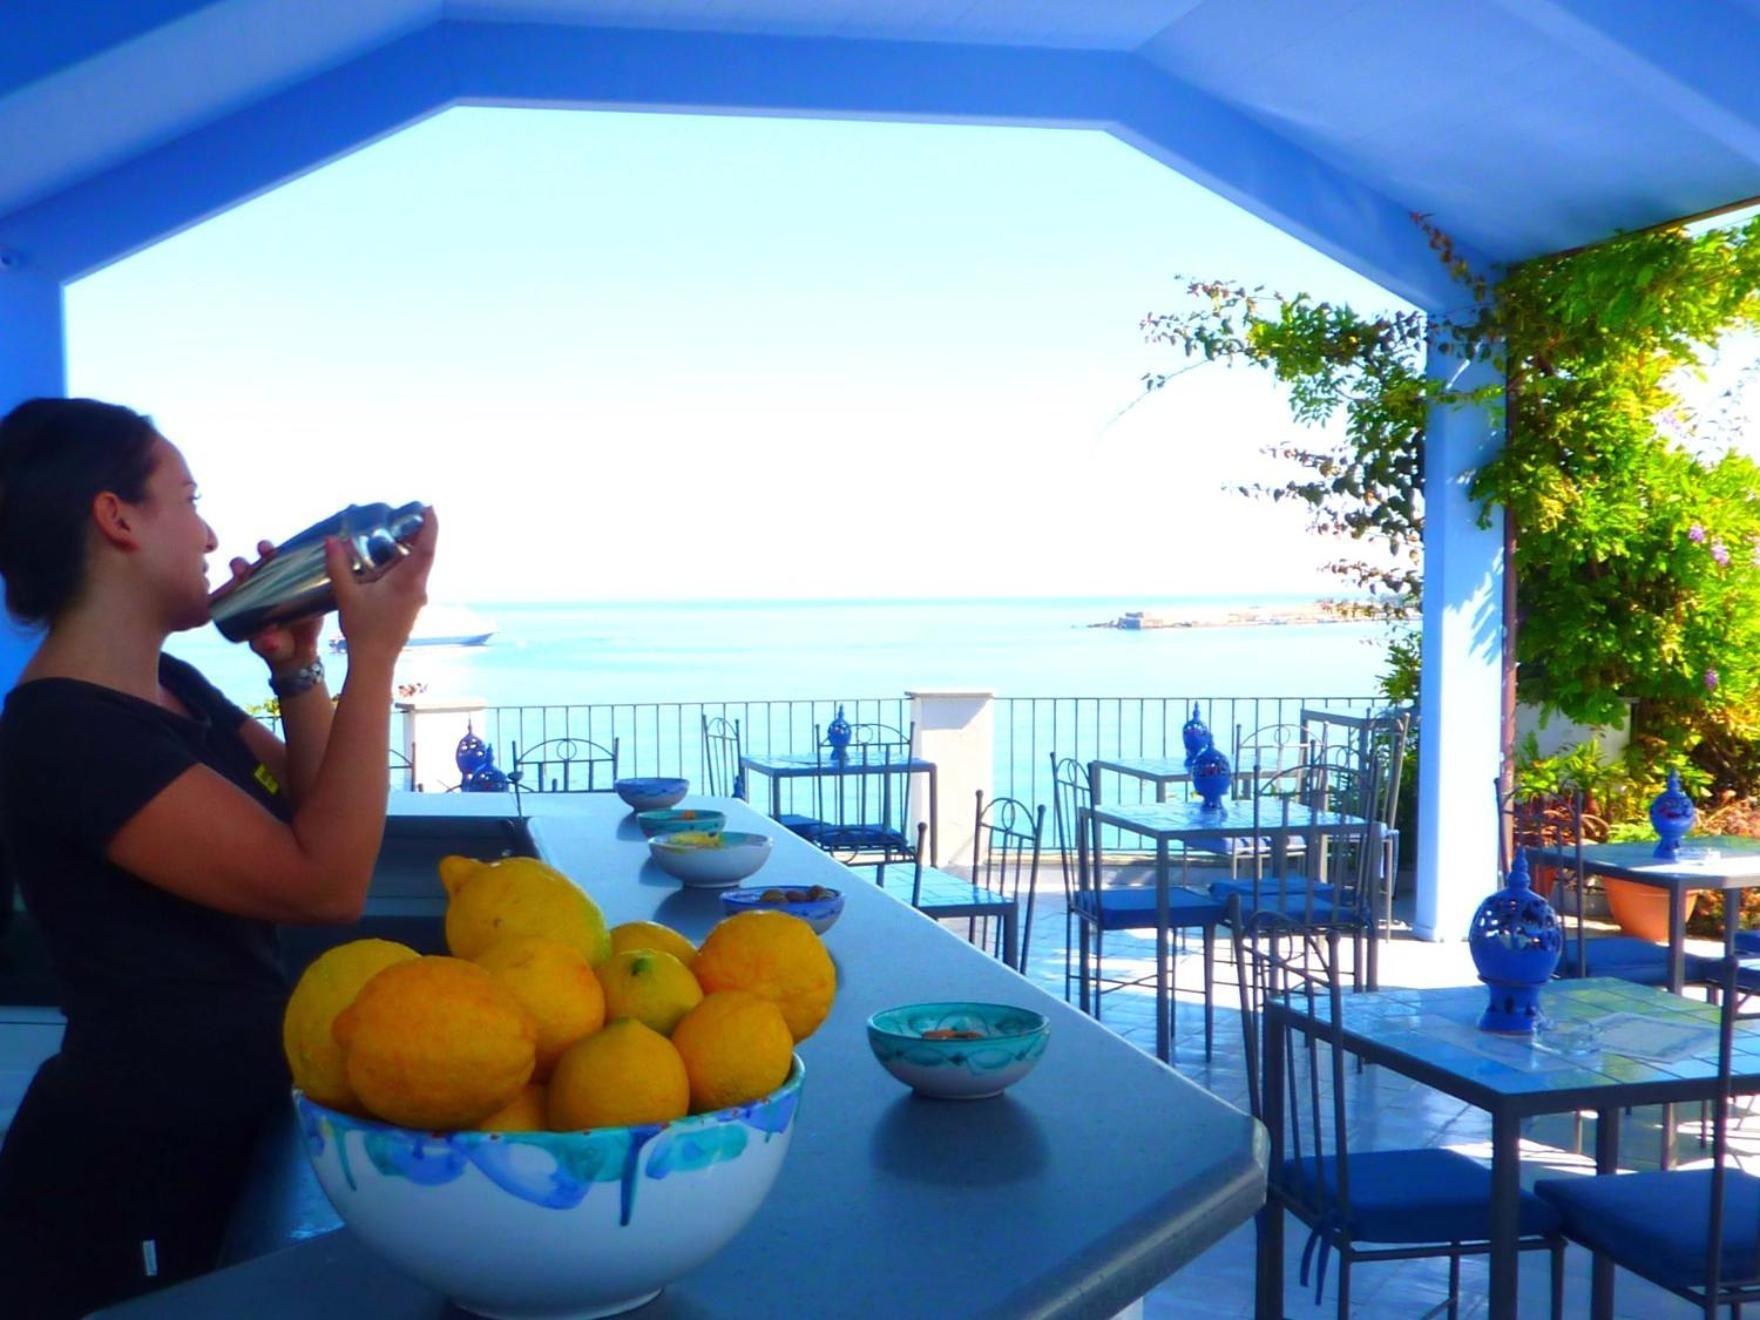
(1144, 212, 1760, 793)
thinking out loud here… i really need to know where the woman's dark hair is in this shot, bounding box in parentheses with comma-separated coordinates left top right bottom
(0, 398, 160, 625)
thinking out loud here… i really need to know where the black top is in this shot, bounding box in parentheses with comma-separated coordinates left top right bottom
(0, 654, 292, 1123)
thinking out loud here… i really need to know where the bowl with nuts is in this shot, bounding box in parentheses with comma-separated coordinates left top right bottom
(866, 1002, 1050, 1100)
(717, 883, 844, 934)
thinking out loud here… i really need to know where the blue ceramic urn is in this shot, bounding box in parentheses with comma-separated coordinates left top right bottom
(827, 705, 852, 761)
(1181, 703, 1211, 768)
(1190, 741, 1232, 811)
(455, 720, 490, 775)
(1468, 850, 1562, 1033)
(1649, 769, 1696, 860)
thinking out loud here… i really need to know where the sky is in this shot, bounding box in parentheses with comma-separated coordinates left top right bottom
(65, 106, 1415, 605)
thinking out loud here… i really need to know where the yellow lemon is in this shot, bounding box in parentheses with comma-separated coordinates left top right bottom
(444, 856, 612, 967)
(333, 956, 537, 1130)
(437, 853, 485, 898)
(670, 991, 794, 1114)
(548, 1020, 689, 1129)
(609, 920, 698, 967)
(597, 948, 703, 1036)
(474, 936, 606, 1080)
(282, 938, 420, 1113)
(479, 1082, 549, 1132)
(693, 910, 837, 1042)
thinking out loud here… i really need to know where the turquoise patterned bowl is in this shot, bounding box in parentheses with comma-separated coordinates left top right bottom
(293, 1057, 804, 1318)
(635, 807, 727, 838)
(867, 1002, 1050, 1100)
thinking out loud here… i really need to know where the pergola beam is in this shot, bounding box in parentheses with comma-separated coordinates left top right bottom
(3, 19, 1479, 308)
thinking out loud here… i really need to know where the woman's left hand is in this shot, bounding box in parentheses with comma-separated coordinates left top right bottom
(229, 540, 323, 668)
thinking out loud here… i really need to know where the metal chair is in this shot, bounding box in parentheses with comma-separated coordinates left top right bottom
(703, 714, 824, 837)
(1237, 902, 1566, 1318)
(909, 792, 1042, 972)
(1537, 956, 1760, 1317)
(389, 746, 416, 792)
(1051, 754, 1223, 1056)
(508, 736, 620, 809)
(810, 726, 918, 879)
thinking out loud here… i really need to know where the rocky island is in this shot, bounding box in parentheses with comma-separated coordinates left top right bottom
(1092, 604, 1360, 630)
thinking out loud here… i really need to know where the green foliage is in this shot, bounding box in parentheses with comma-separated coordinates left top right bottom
(1142, 283, 1430, 617)
(1145, 214, 1760, 791)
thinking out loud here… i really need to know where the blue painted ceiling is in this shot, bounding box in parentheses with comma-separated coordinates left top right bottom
(4, 0, 1759, 304)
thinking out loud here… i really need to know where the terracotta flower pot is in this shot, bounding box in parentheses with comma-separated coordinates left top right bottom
(1603, 877, 1699, 943)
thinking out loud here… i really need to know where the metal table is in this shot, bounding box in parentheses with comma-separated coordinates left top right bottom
(1527, 835, 1760, 992)
(1085, 793, 1365, 1064)
(740, 751, 939, 866)
(98, 793, 1265, 1320)
(1258, 977, 1760, 1320)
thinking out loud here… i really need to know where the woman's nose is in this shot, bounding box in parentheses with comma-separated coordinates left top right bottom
(203, 521, 218, 553)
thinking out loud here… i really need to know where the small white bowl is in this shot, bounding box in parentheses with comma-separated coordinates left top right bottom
(648, 830, 773, 888)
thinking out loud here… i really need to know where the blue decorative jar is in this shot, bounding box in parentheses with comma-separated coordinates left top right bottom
(826, 705, 852, 762)
(1468, 850, 1562, 1034)
(455, 721, 490, 775)
(1189, 742, 1232, 811)
(1181, 703, 1211, 768)
(1649, 769, 1696, 860)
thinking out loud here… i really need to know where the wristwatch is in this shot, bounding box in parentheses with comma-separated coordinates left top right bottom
(270, 658, 326, 699)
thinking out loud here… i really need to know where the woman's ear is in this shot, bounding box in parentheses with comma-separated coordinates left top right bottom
(91, 491, 138, 549)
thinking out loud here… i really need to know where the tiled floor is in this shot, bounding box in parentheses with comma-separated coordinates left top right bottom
(951, 870, 1747, 1318)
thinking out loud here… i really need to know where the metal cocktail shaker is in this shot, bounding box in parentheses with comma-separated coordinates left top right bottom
(209, 501, 426, 643)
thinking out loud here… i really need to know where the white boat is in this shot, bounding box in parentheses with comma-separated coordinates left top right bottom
(328, 604, 495, 653)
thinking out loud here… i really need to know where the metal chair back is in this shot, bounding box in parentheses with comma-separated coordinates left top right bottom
(809, 731, 917, 867)
(1049, 755, 1092, 903)
(702, 715, 745, 799)
(971, 791, 1045, 971)
(389, 747, 415, 792)
(509, 735, 620, 800)
(1233, 904, 1353, 1234)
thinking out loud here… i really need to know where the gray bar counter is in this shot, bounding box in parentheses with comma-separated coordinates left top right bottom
(102, 793, 1265, 1319)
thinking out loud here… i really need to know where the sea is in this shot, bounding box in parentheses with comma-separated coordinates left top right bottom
(166, 595, 1389, 711)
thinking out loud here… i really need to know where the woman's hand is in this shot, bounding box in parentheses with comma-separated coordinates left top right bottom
(328, 507, 438, 666)
(229, 540, 322, 668)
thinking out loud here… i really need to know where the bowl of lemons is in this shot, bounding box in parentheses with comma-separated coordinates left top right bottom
(648, 830, 772, 887)
(284, 857, 836, 1320)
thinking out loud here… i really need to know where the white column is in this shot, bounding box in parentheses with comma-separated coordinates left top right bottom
(906, 690, 994, 870)
(396, 696, 488, 793)
(0, 265, 66, 692)
(1414, 340, 1505, 940)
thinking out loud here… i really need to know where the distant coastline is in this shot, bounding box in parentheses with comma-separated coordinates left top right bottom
(1091, 604, 1356, 631)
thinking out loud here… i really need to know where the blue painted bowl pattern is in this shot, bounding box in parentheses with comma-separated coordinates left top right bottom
(615, 778, 691, 811)
(867, 1003, 1049, 1098)
(294, 1059, 803, 1224)
(719, 885, 844, 933)
(636, 808, 727, 838)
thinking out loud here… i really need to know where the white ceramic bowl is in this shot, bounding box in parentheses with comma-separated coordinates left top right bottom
(648, 830, 773, 888)
(295, 1058, 804, 1319)
(613, 777, 690, 812)
(867, 1003, 1050, 1100)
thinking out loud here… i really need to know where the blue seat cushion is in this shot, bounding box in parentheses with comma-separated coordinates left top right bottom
(1537, 1170, 1760, 1289)
(815, 824, 911, 853)
(1283, 1149, 1561, 1245)
(1222, 888, 1348, 924)
(1737, 930, 1760, 957)
(1210, 875, 1333, 899)
(1070, 886, 1224, 931)
(1556, 936, 1716, 985)
(914, 870, 1012, 916)
(779, 815, 825, 837)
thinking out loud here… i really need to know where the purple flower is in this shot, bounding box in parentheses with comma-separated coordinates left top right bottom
(1713, 541, 1731, 566)
(1706, 668, 1721, 692)
(1689, 524, 1707, 543)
